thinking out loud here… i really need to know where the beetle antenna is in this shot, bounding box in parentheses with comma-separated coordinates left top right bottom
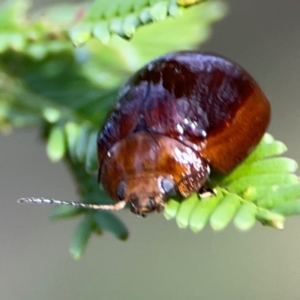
(17, 197, 127, 211)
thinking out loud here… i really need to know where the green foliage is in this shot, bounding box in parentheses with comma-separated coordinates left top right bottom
(71, 0, 214, 45)
(0, 0, 299, 259)
(164, 134, 300, 231)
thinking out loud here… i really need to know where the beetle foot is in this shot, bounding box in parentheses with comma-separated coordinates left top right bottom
(198, 186, 216, 199)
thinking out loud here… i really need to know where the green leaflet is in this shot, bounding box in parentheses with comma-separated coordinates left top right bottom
(233, 203, 257, 231)
(42, 107, 61, 123)
(70, 215, 95, 260)
(175, 194, 199, 228)
(242, 133, 287, 163)
(93, 22, 110, 44)
(65, 122, 81, 161)
(244, 185, 293, 202)
(189, 191, 222, 232)
(58, 123, 98, 172)
(272, 200, 300, 216)
(149, 2, 169, 22)
(227, 174, 298, 194)
(75, 125, 91, 163)
(85, 131, 98, 174)
(256, 209, 285, 230)
(93, 211, 129, 241)
(46, 125, 66, 162)
(222, 158, 297, 184)
(69, 24, 93, 47)
(164, 199, 180, 220)
(256, 184, 300, 209)
(122, 15, 141, 38)
(210, 194, 241, 231)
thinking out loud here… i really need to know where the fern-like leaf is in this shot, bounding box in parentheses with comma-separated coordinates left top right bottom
(0, 0, 226, 63)
(164, 134, 300, 231)
(68, 0, 223, 46)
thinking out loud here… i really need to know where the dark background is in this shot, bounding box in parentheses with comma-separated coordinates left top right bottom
(1, 1, 300, 299)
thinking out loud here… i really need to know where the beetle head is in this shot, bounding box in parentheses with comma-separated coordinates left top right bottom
(116, 176, 176, 216)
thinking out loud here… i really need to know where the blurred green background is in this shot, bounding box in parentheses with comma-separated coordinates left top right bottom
(1, 0, 300, 299)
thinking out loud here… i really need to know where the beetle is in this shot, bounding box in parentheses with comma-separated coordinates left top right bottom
(19, 51, 270, 215)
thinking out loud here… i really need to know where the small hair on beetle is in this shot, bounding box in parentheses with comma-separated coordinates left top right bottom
(17, 197, 127, 211)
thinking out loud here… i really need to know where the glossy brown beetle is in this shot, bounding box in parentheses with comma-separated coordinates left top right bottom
(97, 51, 270, 215)
(19, 51, 270, 215)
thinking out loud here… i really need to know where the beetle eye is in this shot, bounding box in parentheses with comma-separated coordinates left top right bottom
(161, 178, 176, 197)
(117, 182, 126, 200)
